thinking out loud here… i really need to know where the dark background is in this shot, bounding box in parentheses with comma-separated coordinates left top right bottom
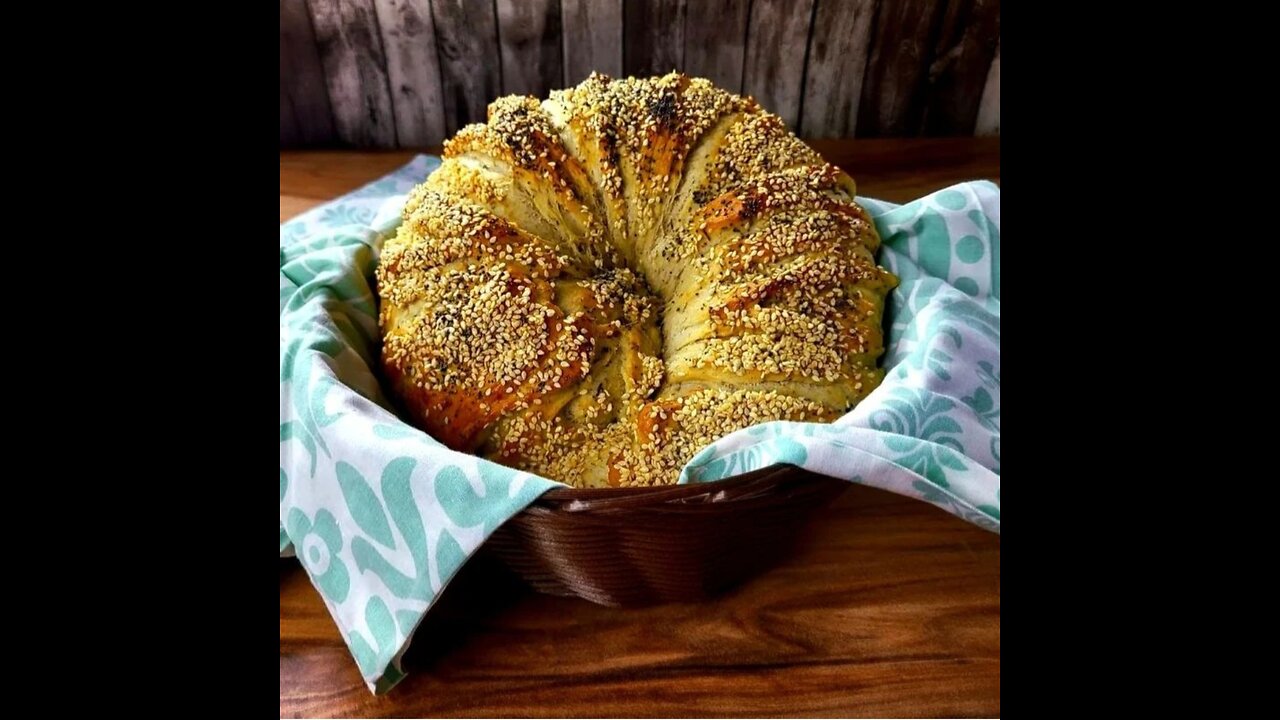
(281, 0, 1000, 148)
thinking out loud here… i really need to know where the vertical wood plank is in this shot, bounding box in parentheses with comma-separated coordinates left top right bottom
(742, 0, 815, 129)
(307, 0, 397, 147)
(921, 0, 1000, 135)
(430, 0, 502, 133)
(281, 93, 302, 147)
(974, 39, 999, 136)
(683, 0, 750, 92)
(497, 0, 563, 97)
(856, 0, 946, 137)
(623, 0, 686, 78)
(798, 0, 877, 138)
(372, 0, 446, 147)
(281, 0, 335, 147)
(561, 0, 623, 85)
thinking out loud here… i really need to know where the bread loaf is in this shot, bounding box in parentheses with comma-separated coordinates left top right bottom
(377, 73, 897, 488)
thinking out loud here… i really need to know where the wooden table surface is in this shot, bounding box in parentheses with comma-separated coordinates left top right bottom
(280, 138, 1001, 718)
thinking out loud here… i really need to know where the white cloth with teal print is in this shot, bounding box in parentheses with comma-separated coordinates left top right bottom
(279, 155, 1001, 693)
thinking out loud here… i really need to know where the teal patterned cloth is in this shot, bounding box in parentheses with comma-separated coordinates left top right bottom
(279, 155, 1001, 693)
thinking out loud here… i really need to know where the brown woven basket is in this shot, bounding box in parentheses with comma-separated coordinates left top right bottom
(483, 464, 848, 607)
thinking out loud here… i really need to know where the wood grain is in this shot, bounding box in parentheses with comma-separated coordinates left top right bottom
(282, 0, 1002, 146)
(798, 0, 877, 138)
(307, 0, 398, 147)
(428, 0, 502, 133)
(974, 39, 1000, 136)
(623, 0, 686, 78)
(372, 0, 446, 147)
(560, 0, 623, 85)
(742, 0, 816, 129)
(921, 0, 1001, 135)
(857, 0, 945, 137)
(808, 137, 1000, 201)
(280, 484, 1000, 717)
(497, 0, 563, 97)
(280, 149, 432, 221)
(278, 138, 1001, 222)
(280, 0, 335, 146)
(682, 0, 751, 93)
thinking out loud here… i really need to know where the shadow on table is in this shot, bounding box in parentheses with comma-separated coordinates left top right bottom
(399, 552, 537, 671)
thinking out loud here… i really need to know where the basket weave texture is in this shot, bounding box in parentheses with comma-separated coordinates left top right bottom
(483, 465, 848, 607)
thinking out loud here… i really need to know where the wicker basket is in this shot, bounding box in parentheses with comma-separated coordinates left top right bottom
(483, 464, 848, 607)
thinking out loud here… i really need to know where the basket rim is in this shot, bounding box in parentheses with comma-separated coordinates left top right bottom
(533, 462, 843, 508)
(538, 463, 788, 500)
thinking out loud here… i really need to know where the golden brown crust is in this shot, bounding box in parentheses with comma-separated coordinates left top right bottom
(376, 72, 898, 488)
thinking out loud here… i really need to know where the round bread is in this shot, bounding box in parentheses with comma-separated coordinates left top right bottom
(376, 72, 898, 488)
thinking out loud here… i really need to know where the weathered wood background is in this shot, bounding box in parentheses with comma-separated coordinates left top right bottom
(281, 0, 1000, 148)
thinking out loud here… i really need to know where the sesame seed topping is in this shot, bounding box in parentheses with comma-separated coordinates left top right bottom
(376, 72, 897, 487)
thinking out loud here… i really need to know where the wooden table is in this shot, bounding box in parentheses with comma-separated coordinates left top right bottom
(280, 138, 1001, 718)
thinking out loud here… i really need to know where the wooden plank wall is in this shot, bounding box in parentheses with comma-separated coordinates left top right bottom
(282, 0, 1000, 148)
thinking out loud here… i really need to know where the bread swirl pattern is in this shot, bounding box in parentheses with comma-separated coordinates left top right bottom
(377, 73, 897, 488)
